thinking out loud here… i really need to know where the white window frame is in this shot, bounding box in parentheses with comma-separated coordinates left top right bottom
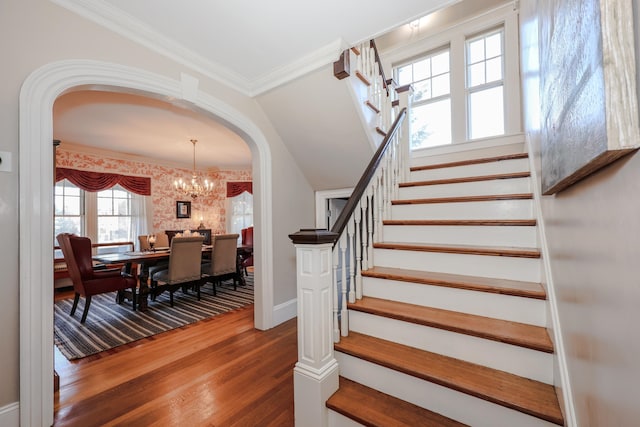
(383, 4, 521, 147)
(465, 26, 506, 140)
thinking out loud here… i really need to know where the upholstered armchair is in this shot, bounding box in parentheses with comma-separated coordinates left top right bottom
(239, 226, 254, 275)
(150, 235, 204, 306)
(201, 233, 241, 295)
(57, 233, 137, 323)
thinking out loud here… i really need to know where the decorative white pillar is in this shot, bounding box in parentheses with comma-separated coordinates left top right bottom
(289, 229, 340, 427)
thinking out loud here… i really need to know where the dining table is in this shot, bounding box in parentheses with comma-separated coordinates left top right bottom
(93, 245, 247, 311)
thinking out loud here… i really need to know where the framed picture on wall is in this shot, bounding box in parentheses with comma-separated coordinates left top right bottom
(176, 201, 191, 219)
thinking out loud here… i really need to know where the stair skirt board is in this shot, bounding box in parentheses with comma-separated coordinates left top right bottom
(390, 199, 534, 220)
(347, 310, 553, 384)
(399, 177, 531, 199)
(372, 248, 541, 283)
(362, 277, 546, 326)
(382, 224, 538, 247)
(410, 158, 530, 181)
(335, 352, 560, 427)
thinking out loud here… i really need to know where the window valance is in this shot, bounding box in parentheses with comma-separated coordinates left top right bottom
(226, 181, 252, 197)
(56, 167, 151, 196)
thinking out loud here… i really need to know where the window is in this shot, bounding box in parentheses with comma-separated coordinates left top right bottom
(389, 7, 520, 149)
(227, 191, 253, 239)
(97, 185, 132, 243)
(466, 28, 505, 139)
(55, 180, 84, 255)
(54, 181, 145, 254)
(396, 49, 451, 149)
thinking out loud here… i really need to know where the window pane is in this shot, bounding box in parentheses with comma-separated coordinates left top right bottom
(64, 197, 81, 216)
(55, 183, 64, 196)
(66, 186, 81, 197)
(412, 80, 431, 102)
(413, 58, 430, 80)
(97, 198, 113, 215)
(411, 99, 452, 149)
(486, 57, 503, 83)
(397, 64, 413, 86)
(432, 74, 450, 98)
(468, 63, 485, 87)
(55, 195, 64, 215)
(55, 217, 81, 239)
(468, 39, 485, 63)
(485, 33, 502, 58)
(431, 51, 449, 75)
(112, 188, 128, 199)
(469, 86, 504, 139)
(115, 199, 129, 216)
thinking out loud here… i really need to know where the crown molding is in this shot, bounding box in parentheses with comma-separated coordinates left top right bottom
(51, 0, 342, 97)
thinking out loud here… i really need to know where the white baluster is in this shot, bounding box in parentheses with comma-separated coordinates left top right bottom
(354, 201, 363, 300)
(367, 186, 375, 263)
(340, 233, 348, 337)
(332, 246, 340, 343)
(347, 219, 356, 304)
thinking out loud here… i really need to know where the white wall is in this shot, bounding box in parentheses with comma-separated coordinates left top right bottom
(520, 0, 640, 424)
(0, 0, 314, 410)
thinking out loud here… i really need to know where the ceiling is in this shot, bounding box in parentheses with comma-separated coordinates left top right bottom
(52, 0, 464, 170)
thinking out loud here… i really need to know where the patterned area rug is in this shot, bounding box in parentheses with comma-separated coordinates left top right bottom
(54, 275, 254, 360)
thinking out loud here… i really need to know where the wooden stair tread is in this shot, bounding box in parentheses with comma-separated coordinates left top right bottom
(400, 171, 531, 187)
(348, 297, 553, 353)
(392, 193, 533, 205)
(411, 152, 529, 172)
(335, 332, 563, 425)
(327, 376, 469, 427)
(373, 242, 541, 258)
(362, 266, 546, 299)
(383, 219, 537, 226)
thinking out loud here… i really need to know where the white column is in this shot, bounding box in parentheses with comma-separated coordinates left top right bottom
(290, 229, 339, 427)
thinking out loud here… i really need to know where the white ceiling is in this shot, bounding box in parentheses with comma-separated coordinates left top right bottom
(51, 0, 463, 169)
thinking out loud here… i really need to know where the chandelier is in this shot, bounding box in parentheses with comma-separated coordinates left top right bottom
(174, 139, 214, 199)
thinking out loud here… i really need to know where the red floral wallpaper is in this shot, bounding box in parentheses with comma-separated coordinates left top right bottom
(55, 147, 251, 235)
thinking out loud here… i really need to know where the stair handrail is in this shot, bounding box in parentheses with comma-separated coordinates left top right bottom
(330, 107, 406, 241)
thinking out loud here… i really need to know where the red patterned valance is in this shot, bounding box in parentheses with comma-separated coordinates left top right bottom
(227, 181, 252, 197)
(56, 167, 151, 196)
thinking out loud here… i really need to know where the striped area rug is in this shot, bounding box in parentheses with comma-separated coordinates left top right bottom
(54, 275, 254, 360)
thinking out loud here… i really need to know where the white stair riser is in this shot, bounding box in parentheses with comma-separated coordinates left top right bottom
(382, 224, 538, 247)
(410, 158, 530, 181)
(348, 311, 552, 384)
(391, 199, 534, 220)
(410, 141, 525, 168)
(399, 177, 531, 199)
(362, 277, 547, 326)
(336, 352, 558, 427)
(328, 410, 363, 427)
(373, 249, 541, 282)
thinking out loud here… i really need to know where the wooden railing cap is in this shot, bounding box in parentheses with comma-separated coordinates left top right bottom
(289, 229, 338, 245)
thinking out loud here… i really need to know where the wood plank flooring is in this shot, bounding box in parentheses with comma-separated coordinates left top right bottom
(54, 304, 297, 426)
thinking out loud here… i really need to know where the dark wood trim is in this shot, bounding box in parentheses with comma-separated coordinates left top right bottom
(375, 127, 387, 137)
(330, 108, 407, 242)
(383, 219, 537, 226)
(355, 70, 370, 86)
(411, 152, 529, 172)
(365, 100, 380, 114)
(289, 229, 339, 245)
(392, 193, 533, 205)
(373, 242, 541, 258)
(370, 40, 388, 95)
(335, 332, 562, 425)
(333, 50, 351, 80)
(399, 171, 531, 187)
(362, 266, 546, 299)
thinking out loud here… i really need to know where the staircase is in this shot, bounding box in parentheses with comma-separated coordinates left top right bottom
(326, 141, 565, 427)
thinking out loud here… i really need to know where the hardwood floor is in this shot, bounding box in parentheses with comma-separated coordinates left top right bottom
(54, 304, 297, 426)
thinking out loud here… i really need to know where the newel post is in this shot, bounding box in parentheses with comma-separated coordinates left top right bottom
(289, 229, 340, 427)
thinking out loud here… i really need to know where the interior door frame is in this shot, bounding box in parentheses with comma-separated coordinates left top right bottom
(19, 59, 275, 426)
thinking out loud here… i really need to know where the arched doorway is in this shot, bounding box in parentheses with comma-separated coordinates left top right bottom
(19, 60, 275, 426)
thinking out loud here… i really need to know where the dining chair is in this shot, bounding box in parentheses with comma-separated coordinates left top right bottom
(57, 233, 137, 323)
(239, 226, 254, 275)
(150, 235, 204, 306)
(201, 233, 241, 295)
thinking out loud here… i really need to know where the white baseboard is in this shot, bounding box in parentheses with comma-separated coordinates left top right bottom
(0, 402, 19, 427)
(273, 298, 297, 326)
